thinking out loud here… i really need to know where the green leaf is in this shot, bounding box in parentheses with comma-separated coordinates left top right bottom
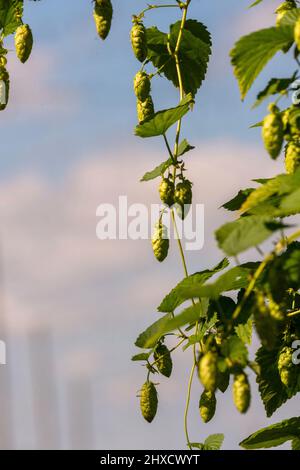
(147, 20, 212, 97)
(256, 346, 295, 417)
(292, 437, 300, 450)
(0, 0, 23, 37)
(221, 335, 249, 367)
(231, 26, 294, 99)
(222, 189, 254, 211)
(278, 8, 300, 27)
(240, 417, 300, 449)
(216, 215, 284, 256)
(178, 265, 255, 301)
(253, 74, 297, 108)
(183, 312, 218, 350)
(280, 188, 300, 214)
(177, 139, 195, 157)
(203, 434, 224, 450)
(140, 158, 172, 182)
(135, 313, 173, 349)
(235, 317, 253, 345)
(158, 258, 229, 313)
(135, 94, 194, 138)
(249, 0, 263, 7)
(135, 303, 204, 349)
(131, 352, 151, 362)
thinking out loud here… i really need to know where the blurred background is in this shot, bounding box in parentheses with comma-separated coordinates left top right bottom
(0, 0, 298, 450)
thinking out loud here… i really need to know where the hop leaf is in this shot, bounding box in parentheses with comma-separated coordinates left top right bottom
(93, 0, 113, 40)
(153, 344, 173, 378)
(140, 381, 158, 423)
(262, 104, 284, 159)
(15, 24, 33, 63)
(198, 351, 218, 392)
(233, 373, 251, 414)
(199, 390, 216, 423)
(131, 17, 147, 63)
(152, 222, 169, 263)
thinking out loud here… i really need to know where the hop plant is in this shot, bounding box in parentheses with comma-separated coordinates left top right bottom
(140, 381, 158, 423)
(15, 24, 33, 63)
(276, 1, 297, 26)
(268, 297, 286, 321)
(134, 71, 151, 102)
(233, 373, 251, 414)
(198, 351, 218, 392)
(199, 390, 216, 423)
(278, 346, 297, 389)
(152, 222, 169, 263)
(262, 104, 284, 159)
(174, 179, 193, 219)
(294, 16, 300, 51)
(131, 17, 147, 63)
(282, 106, 300, 141)
(93, 0, 113, 40)
(137, 95, 154, 123)
(154, 344, 173, 378)
(159, 178, 175, 207)
(0, 65, 9, 111)
(285, 140, 300, 174)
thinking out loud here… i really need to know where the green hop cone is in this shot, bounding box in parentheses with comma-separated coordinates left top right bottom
(278, 346, 297, 389)
(152, 222, 169, 263)
(93, 0, 113, 40)
(254, 291, 278, 351)
(285, 140, 300, 174)
(0, 66, 9, 111)
(269, 297, 286, 321)
(198, 351, 218, 392)
(134, 71, 151, 102)
(153, 344, 173, 378)
(199, 390, 216, 423)
(276, 1, 297, 26)
(262, 104, 284, 159)
(233, 373, 251, 414)
(15, 24, 33, 63)
(159, 178, 175, 207)
(131, 17, 147, 63)
(282, 106, 300, 141)
(174, 180, 193, 219)
(294, 17, 300, 51)
(140, 381, 158, 423)
(137, 95, 154, 123)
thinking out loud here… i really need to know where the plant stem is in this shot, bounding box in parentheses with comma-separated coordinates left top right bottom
(184, 360, 196, 450)
(138, 3, 180, 18)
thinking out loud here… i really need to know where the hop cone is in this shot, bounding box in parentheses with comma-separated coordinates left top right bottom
(159, 178, 175, 207)
(294, 17, 300, 51)
(278, 346, 297, 389)
(262, 104, 284, 159)
(134, 71, 151, 102)
(233, 373, 251, 414)
(93, 0, 113, 40)
(15, 24, 33, 63)
(198, 351, 218, 392)
(140, 381, 158, 423)
(152, 222, 169, 263)
(131, 18, 147, 62)
(154, 344, 173, 378)
(137, 95, 154, 123)
(0, 66, 9, 111)
(199, 390, 216, 423)
(285, 140, 300, 174)
(174, 180, 193, 219)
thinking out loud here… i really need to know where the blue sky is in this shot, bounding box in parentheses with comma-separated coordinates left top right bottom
(0, 0, 298, 450)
